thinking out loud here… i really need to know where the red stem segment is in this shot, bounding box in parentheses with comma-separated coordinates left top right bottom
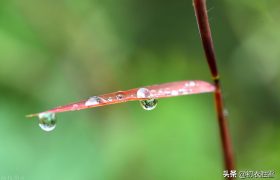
(193, 0, 235, 176)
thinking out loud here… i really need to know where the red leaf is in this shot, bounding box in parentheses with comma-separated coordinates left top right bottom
(27, 80, 214, 117)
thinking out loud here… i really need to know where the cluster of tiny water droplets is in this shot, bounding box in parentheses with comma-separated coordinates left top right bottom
(85, 96, 104, 106)
(38, 112, 56, 132)
(178, 81, 196, 94)
(137, 88, 157, 110)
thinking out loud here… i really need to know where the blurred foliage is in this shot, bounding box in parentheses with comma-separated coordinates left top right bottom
(0, 0, 280, 179)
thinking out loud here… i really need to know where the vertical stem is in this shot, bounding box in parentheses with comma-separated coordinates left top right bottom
(193, 0, 235, 177)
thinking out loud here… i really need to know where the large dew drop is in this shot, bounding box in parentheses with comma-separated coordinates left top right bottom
(38, 112, 56, 132)
(140, 99, 158, 110)
(137, 88, 151, 98)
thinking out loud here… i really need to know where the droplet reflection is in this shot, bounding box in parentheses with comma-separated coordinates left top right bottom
(140, 99, 158, 110)
(38, 112, 56, 132)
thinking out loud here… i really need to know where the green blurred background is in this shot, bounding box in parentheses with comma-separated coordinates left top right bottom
(0, 0, 279, 179)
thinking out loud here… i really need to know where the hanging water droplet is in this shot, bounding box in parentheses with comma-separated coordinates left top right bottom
(85, 96, 104, 106)
(137, 88, 151, 98)
(140, 99, 158, 110)
(38, 112, 56, 132)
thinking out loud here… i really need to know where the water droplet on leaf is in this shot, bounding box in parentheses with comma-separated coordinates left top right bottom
(38, 112, 56, 132)
(71, 104, 79, 111)
(185, 81, 196, 87)
(137, 88, 151, 98)
(116, 92, 125, 100)
(85, 96, 104, 106)
(178, 89, 184, 94)
(171, 90, 178, 96)
(140, 99, 158, 110)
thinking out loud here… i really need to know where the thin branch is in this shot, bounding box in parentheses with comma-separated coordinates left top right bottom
(193, 0, 235, 176)
(27, 80, 215, 117)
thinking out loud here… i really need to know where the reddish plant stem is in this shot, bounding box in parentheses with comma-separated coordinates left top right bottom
(193, 0, 235, 176)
